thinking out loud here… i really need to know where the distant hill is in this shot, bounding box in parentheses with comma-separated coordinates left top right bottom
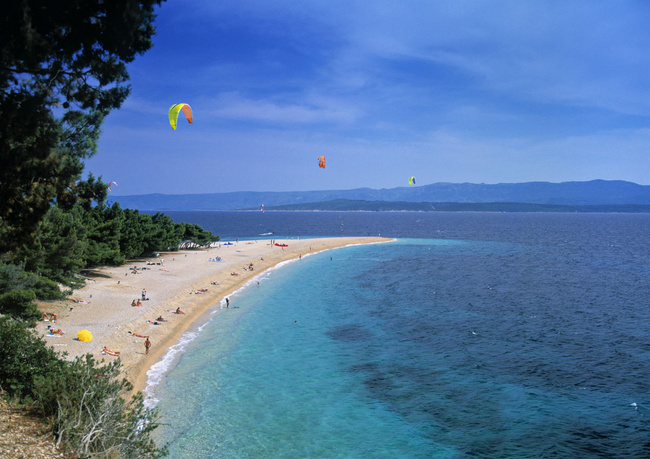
(110, 180, 650, 211)
(265, 199, 650, 213)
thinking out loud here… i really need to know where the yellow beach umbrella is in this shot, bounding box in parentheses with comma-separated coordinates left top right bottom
(77, 330, 93, 342)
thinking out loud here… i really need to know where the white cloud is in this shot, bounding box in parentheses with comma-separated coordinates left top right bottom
(201, 92, 362, 125)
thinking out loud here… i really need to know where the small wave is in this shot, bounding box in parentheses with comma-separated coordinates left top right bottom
(259, 232, 274, 236)
(143, 322, 210, 408)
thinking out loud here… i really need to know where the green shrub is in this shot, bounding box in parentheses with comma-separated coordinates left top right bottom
(32, 277, 66, 300)
(0, 318, 167, 457)
(0, 317, 63, 401)
(33, 354, 167, 458)
(0, 290, 40, 324)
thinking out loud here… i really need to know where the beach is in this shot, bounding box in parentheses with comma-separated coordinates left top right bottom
(36, 237, 387, 394)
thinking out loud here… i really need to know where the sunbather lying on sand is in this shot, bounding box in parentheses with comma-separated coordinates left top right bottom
(128, 332, 149, 338)
(102, 346, 120, 356)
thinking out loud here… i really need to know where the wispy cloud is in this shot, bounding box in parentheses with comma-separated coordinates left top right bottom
(200, 92, 362, 125)
(89, 1, 650, 193)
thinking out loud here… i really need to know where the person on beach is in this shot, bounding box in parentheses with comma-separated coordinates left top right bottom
(136, 300, 142, 307)
(48, 326, 65, 335)
(42, 312, 50, 322)
(175, 307, 185, 314)
(131, 299, 137, 306)
(129, 332, 149, 338)
(102, 346, 120, 356)
(144, 337, 151, 354)
(142, 288, 147, 300)
(226, 297, 230, 308)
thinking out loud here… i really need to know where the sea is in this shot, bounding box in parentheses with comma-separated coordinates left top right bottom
(144, 211, 650, 458)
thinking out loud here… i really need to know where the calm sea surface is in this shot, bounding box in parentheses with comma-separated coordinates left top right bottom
(147, 212, 650, 458)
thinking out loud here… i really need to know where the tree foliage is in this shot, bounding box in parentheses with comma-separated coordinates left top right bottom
(19, 205, 87, 285)
(34, 354, 167, 458)
(0, 2, 176, 455)
(6, 201, 219, 321)
(0, 316, 63, 401)
(0, 0, 163, 252)
(178, 222, 221, 249)
(0, 289, 40, 324)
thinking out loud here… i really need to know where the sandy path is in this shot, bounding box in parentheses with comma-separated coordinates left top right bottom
(37, 237, 388, 394)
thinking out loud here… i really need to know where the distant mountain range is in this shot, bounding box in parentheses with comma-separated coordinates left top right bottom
(110, 180, 650, 212)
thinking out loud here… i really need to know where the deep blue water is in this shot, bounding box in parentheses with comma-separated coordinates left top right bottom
(149, 212, 650, 458)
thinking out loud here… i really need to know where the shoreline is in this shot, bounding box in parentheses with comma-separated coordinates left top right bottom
(37, 237, 390, 396)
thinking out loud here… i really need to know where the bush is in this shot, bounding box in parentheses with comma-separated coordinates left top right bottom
(0, 289, 40, 324)
(0, 316, 63, 401)
(33, 354, 167, 458)
(31, 276, 66, 300)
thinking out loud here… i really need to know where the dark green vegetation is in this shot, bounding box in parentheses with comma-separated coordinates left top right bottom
(1, 0, 163, 252)
(0, 317, 166, 457)
(0, 1, 216, 457)
(263, 199, 650, 213)
(1, 202, 219, 325)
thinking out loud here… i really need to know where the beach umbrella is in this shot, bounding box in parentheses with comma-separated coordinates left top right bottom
(77, 330, 93, 342)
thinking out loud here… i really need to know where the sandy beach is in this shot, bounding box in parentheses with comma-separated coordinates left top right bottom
(36, 237, 388, 394)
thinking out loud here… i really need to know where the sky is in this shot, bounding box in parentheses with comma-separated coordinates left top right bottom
(85, 0, 650, 195)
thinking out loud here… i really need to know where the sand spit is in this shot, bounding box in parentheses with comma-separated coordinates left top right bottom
(36, 237, 389, 394)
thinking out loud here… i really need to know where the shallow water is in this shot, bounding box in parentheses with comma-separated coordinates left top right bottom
(150, 213, 650, 458)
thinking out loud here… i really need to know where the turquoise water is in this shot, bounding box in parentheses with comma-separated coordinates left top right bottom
(149, 214, 650, 458)
(151, 243, 456, 458)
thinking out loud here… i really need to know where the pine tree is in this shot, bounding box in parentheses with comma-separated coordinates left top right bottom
(0, 0, 163, 253)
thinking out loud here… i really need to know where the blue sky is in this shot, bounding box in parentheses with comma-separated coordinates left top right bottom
(85, 0, 650, 195)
